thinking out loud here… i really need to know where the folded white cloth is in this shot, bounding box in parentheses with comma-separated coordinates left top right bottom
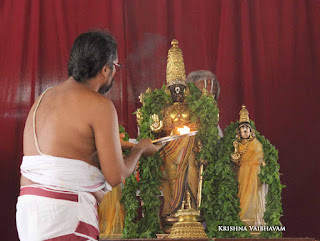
(21, 155, 111, 193)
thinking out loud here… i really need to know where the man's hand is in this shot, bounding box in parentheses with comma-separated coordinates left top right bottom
(120, 133, 134, 150)
(134, 138, 165, 157)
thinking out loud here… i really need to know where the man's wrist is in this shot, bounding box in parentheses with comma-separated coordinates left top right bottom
(131, 144, 144, 156)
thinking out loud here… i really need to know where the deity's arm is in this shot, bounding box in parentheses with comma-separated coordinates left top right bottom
(231, 140, 241, 163)
(193, 139, 205, 167)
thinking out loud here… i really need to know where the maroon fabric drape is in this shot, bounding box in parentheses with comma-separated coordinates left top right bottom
(0, 0, 319, 240)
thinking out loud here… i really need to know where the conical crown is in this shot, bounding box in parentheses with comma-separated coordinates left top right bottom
(166, 39, 186, 86)
(239, 105, 250, 124)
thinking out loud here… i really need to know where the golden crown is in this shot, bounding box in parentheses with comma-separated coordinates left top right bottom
(239, 105, 250, 124)
(166, 39, 186, 87)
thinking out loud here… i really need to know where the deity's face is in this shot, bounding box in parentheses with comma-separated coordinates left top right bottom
(239, 123, 251, 139)
(169, 84, 185, 103)
(195, 78, 218, 98)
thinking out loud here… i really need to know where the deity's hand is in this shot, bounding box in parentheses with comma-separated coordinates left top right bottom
(120, 133, 134, 150)
(150, 114, 163, 133)
(231, 153, 240, 163)
(231, 140, 240, 163)
(196, 139, 204, 152)
(195, 159, 208, 168)
(152, 114, 160, 123)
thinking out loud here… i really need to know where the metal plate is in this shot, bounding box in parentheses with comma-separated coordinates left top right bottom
(152, 131, 198, 144)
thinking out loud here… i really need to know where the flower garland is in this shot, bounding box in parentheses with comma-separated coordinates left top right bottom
(122, 82, 220, 238)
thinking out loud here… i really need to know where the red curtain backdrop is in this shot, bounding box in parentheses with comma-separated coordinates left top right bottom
(1, 0, 319, 240)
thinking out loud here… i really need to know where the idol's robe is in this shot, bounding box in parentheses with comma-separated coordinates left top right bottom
(98, 185, 124, 238)
(159, 135, 198, 216)
(238, 138, 268, 226)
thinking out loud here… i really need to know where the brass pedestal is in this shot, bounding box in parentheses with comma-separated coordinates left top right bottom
(168, 208, 207, 239)
(161, 215, 178, 234)
(161, 214, 204, 234)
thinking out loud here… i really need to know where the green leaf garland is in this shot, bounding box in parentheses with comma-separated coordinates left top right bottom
(121, 87, 283, 239)
(253, 122, 285, 238)
(202, 121, 284, 238)
(119, 125, 139, 238)
(201, 122, 250, 238)
(122, 82, 220, 238)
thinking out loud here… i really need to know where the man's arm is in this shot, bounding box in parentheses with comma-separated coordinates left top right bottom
(91, 97, 162, 187)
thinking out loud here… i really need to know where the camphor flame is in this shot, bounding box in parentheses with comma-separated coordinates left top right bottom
(178, 126, 191, 135)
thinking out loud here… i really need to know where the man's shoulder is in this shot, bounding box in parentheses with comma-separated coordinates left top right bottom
(87, 94, 117, 127)
(91, 93, 115, 112)
(54, 85, 116, 125)
(72, 87, 114, 110)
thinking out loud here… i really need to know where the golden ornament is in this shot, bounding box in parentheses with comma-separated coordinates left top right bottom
(168, 191, 208, 239)
(166, 39, 186, 87)
(136, 108, 143, 127)
(239, 104, 250, 124)
(139, 93, 145, 105)
(145, 87, 152, 94)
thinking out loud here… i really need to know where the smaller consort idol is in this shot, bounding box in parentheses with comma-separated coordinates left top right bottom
(231, 105, 268, 227)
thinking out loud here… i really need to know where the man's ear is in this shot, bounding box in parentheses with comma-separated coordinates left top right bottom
(101, 64, 112, 78)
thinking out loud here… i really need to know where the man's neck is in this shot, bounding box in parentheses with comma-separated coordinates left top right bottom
(85, 77, 103, 92)
(68, 76, 102, 93)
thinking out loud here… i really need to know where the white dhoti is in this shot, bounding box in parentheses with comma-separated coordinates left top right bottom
(16, 155, 112, 241)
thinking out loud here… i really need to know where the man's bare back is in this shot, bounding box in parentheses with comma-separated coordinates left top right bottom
(22, 79, 114, 200)
(22, 77, 163, 198)
(20, 30, 163, 201)
(23, 79, 104, 167)
(17, 29, 164, 241)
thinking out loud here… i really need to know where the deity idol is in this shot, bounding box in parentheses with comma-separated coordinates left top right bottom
(231, 105, 268, 227)
(140, 40, 201, 230)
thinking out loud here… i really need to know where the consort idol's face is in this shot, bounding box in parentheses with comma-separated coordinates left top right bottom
(239, 124, 251, 139)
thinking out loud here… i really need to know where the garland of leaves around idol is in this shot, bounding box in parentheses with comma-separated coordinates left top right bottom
(203, 121, 284, 238)
(121, 82, 220, 238)
(201, 120, 250, 238)
(253, 121, 285, 238)
(121, 85, 171, 238)
(119, 125, 140, 238)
